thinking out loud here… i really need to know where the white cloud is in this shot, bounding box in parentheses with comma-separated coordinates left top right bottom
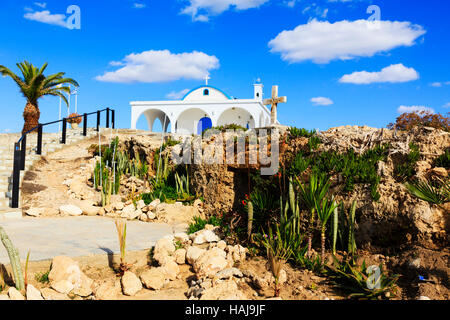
(443, 102, 450, 109)
(269, 19, 426, 64)
(397, 105, 435, 114)
(34, 2, 47, 8)
(24, 10, 67, 28)
(311, 97, 333, 106)
(133, 3, 146, 9)
(431, 82, 443, 87)
(166, 89, 190, 100)
(339, 64, 419, 85)
(96, 50, 220, 83)
(181, 0, 269, 22)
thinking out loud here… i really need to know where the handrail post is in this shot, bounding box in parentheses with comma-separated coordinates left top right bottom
(20, 135, 26, 170)
(106, 107, 110, 128)
(37, 124, 43, 155)
(62, 118, 67, 144)
(83, 113, 87, 136)
(97, 111, 100, 132)
(11, 143, 21, 208)
(112, 109, 115, 129)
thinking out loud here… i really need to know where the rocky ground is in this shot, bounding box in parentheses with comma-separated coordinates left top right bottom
(0, 126, 448, 300)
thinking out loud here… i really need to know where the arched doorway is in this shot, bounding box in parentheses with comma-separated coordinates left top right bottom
(197, 117, 212, 134)
(136, 109, 171, 132)
(176, 108, 212, 134)
(217, 107, 255, 129)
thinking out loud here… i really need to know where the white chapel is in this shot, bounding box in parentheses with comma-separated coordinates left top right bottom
(130, 79, 276, 135)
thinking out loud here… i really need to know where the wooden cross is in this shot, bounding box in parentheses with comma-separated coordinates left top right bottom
(263, 85, 287, 125)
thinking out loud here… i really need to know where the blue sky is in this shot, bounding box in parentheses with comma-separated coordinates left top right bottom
(0, 0, 449, 133)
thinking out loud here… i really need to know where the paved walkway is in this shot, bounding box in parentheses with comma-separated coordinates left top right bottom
(0, 217, 173, 262)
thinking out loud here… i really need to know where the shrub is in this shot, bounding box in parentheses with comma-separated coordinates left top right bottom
(67, 113, 82, 124)
(203, 124, 247, 134)
(188, 216, 224, 234)
(405, 178, 450, 205)
(394, 143, 420, 181)
(35, 270, 50, 284)
(288, 127, 316, 139)
(435, 150, 450, 169)
(387, 111, 449, 132)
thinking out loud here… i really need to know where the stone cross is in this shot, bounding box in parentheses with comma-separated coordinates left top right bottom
(263, 85, 287, 125)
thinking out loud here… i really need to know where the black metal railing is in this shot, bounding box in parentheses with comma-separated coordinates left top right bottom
(11, 107, 115, 208)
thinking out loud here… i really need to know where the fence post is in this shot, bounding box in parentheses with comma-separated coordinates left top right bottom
(36, 124, 43, 155)
(112, 109, 115, 129)
(83, 113, 87, 136)
(97, 111, 100, 132)
(20, 135, 26, 170)
(11, 143, 21, 208)
(106, 108, 110, 129)
(62, 118, 67, 144)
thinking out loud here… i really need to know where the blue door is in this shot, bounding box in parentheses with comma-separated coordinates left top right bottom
(197, 117, 212, 134)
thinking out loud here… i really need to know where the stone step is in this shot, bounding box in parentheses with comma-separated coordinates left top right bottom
(0, 209, 22, 220)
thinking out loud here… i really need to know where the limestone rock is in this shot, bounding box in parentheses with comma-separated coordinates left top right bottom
(93, 281, 120, 300)
(191, 229, 220, 245)
(162, 261, 180, 281)
(113, 202, 124, 211)
(26, 207, 44, 217)
(147, 212, 156, 220)
(8, 287, 25, 300)
(199, 280, 247, 300)
(194, 247, 230, 278)
(140, 268, 166, 290)
(40, 288, 69, 300)
(174, 232, 189, 243)
(186, 246, 206, 266)
(120, 204, 135, 218)
(174, 249, 187, 265)
(51, 280, 74, 294)
(148, 199, 160, 210)
(216, 267, 243, 280)
(121, 271, 142, 296)
(136, 200, 146, 209)
(154, 238, 176, 256)
(26, 284, 44, 300)
(59, 204, 83, 216)
(431, 167, 448, 177)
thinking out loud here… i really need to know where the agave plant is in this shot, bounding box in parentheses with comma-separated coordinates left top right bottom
(295, 173, 331, 257)
(405, 178, 449, 205)
(0, 61, 79, 133)
(316, 198, 338, 263)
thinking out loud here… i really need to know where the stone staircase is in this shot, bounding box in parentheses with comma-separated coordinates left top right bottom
(0, 128, 100, 217)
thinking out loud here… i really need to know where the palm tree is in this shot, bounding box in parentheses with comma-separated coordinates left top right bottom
(0, 61, 79, 134)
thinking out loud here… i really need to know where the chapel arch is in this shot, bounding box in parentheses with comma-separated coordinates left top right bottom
(175, 108, 212, 135)
(137, 109, 171, 132)
(216, 107, 256, 129)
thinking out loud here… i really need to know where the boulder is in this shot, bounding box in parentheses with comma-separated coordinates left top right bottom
(186, 246, 206, 266)
(59, 204, 83, 216)
(25, 285, 44, 300)
(140, 268, 166, 290)
(8, 287, 25, 300)
(121, 271, 142, 296)
(216, 268, 243, 280)
(136, 200, 146, 209)
(199, 280, 247, 300)
(191, 229, 220, 245)
(162, 261, 180, 281)
(194, 247, 230, 278)
(147, 212, 156, 220)
(40, 288, 69, 300)
(148, 199, 161, 210)
(93, 280, 120, 300)
(120, 204, 135, 218)
(78, 200, 100, 216)
(113, 202, 124, 211)
(174, 249, 187, 265)
(174, 232, 189, 243)
(51, 280, 74, 294)
(26, 208, 44, 217)
(154, 238, 176, 256)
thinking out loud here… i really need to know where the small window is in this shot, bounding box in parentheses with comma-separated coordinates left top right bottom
(256, 93, 260, 97)
(203, 89, 209, 96)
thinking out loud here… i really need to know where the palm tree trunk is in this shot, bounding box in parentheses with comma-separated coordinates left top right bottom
(22, 102, 40, 134)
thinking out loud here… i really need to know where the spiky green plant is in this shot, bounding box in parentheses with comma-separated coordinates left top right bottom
(332, 204, 339, 255)
(348, 200, 357, 256)
(405, 178, 449, 205)
(325, 256, 399, 300)
(0, 227, 25, 291)
(316, 198, 338, 263)
(295, 173, 331, 257)
(24, 250, 30, 288)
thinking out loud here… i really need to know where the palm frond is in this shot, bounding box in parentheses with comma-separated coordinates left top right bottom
(405, 178, 449, 205)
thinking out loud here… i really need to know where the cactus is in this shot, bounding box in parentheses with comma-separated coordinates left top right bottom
(0, 227, 25, 291)
(247, 201, 254, 240)
(332, 202, 338, 255)
(348, 200, 357, 256)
